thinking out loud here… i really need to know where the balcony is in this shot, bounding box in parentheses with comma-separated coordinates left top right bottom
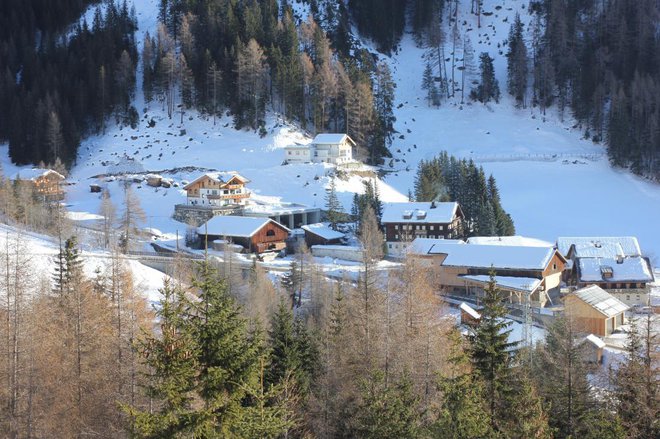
(206, 192, 250, 200)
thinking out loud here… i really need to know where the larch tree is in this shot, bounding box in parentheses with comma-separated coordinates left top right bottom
(119, 182, 146, 254)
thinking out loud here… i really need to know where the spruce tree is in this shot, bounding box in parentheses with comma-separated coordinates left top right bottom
(433, 329, 492, 439)
(506, 14, 528, 107)
(354, 371, 423, 439)
(324, 178, 344, 230)
(472, 52, 500, 103)
(468, 271, 517, 431)
(190, 263, 264, 434)
(123, 279, 199, 437)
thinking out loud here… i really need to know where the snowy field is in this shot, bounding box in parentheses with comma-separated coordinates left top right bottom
(0, 0, 658, 270)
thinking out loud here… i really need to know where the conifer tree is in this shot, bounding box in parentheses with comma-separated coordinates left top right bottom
(354, 371, 423, 439)
(472, 52, 500, 103)
(433, 329, 492, 439)
(123, 279, 199, 436)
(506, 14, 528, 108)
(281, 260, 302, 309)
(468, 271, 517, 430)
(324, 178, 344, 230)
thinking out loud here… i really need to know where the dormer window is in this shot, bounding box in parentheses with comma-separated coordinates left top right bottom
(600, 266, 613, 279)
(403, 210, 413, 219)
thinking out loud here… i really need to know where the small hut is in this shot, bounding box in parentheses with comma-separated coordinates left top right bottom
(460, 302, 481, 327)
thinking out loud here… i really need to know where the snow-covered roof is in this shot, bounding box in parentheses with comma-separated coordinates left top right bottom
(407, 238, 464, 255)
(312, 133, 355, 145)
(183, 172, 250, 190)
(585, 334, 606, 349)
(12, 168, 65, 181)
(578, 257, 653, 283)
(381, 202, 460, 224)
(467, 236, 553, 247)
(570, 285, 629, 317)
(244, 202, 320, 216)
(460, 275, 542, 293)
(557, 237, 642, 258)
(301, 223, 344, 241)
(198, 216, 289, 238)
(411, 238, 559, 271)
(460, 302, 481, 319)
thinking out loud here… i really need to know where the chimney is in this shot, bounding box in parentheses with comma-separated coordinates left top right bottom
(430, 201, 437, 209)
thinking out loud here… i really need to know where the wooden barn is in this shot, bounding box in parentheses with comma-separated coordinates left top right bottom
(564, 285, 629, 336)
(198, 216, 290, 254)
(301, 223, 345, 247)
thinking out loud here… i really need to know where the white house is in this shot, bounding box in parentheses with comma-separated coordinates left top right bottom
(284, 134, 355, 165)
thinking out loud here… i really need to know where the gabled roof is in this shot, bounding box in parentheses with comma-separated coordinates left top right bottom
(312, 133, 356, 146)
(460, 302, 481, 319)
(570, 285, 629, 317)
(301, 223, 345, 241)
(381, 202, 461, 224)
(411, 238, 562, 271)
(584, 334, 606, 349)
(578, 257, 653, 283)
(12, 168, 65, 181)
(183, 172, 250, 190)
(198, 216, 289, 238)
(557, 237, 642, 258)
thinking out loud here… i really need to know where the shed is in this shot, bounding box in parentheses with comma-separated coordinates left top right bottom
(582, 334, 606, 364)
(301, 223, 345, 247)
(564, 285, 629, 336)
(460, 302, 481, 327)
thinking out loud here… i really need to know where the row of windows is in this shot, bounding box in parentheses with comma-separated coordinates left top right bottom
(394, 224, 445, 231)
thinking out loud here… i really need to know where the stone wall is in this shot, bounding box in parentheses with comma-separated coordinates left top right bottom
(173, 204, 242, 227)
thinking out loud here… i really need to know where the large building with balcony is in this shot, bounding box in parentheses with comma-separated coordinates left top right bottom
(183, 172, 250, 207)
(381, 201, 464, 256)
(284, 134, 355, 165)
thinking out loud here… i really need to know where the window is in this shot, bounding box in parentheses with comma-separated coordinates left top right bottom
(288, 151, 292, 155)
(266, 230, 276, 237)
(553, 263, 557, 270)
(395, 234, 399, 240)
(430, 225, 434, 231)
(395, 225, 399, 230)
(388, 244, 392, 249)
(626, 295, 630, 301)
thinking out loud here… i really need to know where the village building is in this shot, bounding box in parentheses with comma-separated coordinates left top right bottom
(382, 201, 464, 256)
(564, 285, 628, 337)
(557, 237, 654, 306)
(12, 168, 66, 201)
(301, 223, 345, 247)
(183, 172, 251, 207)
(284, 134, 355, 165)
(409, 238, 566, 308)
(243, 202, 322, 229)
(582, 334, 606, 364)
(460, 302, 481, 327)
(198, 216, 290, 254)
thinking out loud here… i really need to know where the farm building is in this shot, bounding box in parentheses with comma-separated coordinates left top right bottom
(409, 238, 566, 307)
(198, 216, 290, 254)
(301, 223, 345, 247)
(564, 285, 629, 337)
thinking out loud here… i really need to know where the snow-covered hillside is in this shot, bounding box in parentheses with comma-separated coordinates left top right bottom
(383, 0, 660, 265)
(0, 0, 659, 268)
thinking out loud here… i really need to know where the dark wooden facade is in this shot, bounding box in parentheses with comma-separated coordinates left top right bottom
(203, 220, 289, 254)
(303, 230, 342, 248)
(384, 213, 464, 242)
